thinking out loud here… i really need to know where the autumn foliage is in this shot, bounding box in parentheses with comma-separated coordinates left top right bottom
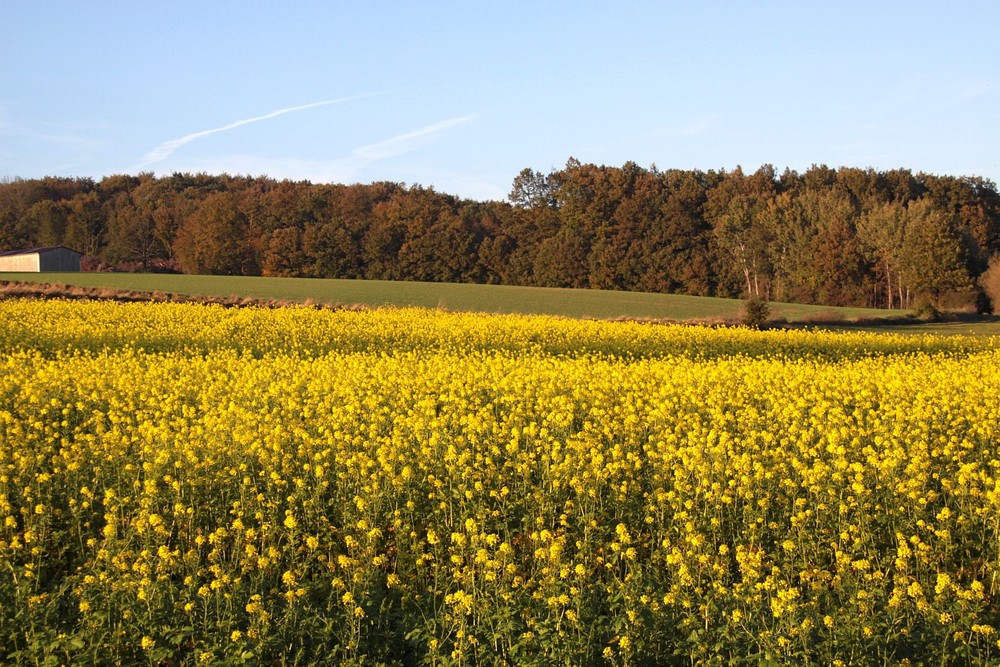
(2, 162, 999, 309)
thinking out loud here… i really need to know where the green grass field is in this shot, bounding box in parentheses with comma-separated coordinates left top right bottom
(7, 271, 1000, 334)
(1, 271, 908, 322)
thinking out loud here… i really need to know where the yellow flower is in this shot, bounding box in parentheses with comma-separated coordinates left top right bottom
(935, 573, 952, 596)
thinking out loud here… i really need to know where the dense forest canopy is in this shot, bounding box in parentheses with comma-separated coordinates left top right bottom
(2, 161, 999, 310)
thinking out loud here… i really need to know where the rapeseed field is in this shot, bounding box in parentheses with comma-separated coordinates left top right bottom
(1, 300, 998, 665)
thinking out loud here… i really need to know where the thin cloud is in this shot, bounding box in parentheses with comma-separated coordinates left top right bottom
(0, 112, 101, 150)
(150, 113, 480, 188)
(138, 96, 365, 167)
(668, 115, 717, 138)
(352, 114, 478, 161)
(957, 81, 996, 101)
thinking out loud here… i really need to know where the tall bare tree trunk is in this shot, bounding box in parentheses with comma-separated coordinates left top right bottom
(885, 259, 893, 309)
(737, 242, 753, 296)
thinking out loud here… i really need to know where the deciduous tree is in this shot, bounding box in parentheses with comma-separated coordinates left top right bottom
(173, 192, 256, 275)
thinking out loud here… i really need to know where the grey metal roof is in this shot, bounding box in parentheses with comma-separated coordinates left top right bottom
(0, 245, 83, 257)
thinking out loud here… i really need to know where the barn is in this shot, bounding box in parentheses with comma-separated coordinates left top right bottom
(0, 246, 83, 272)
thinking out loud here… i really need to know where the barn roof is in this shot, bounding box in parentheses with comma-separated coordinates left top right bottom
(0, 245, 83, 257)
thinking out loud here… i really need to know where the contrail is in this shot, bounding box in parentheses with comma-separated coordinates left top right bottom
(353, 114, 478, 161)
(138, 95, 364, 167)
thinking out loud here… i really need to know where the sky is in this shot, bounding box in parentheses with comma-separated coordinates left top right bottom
(2, 1, 998, 201)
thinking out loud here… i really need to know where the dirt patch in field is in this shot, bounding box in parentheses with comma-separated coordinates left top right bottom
(0, 279, 361, 311)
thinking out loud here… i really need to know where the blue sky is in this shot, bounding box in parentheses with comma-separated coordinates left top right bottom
(2, 1, 997, 201)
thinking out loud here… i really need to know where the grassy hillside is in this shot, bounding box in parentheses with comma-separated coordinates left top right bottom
(0, 272, 908, 322)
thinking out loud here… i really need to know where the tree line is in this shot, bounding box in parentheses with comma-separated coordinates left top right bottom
(2, 160, 999, 310)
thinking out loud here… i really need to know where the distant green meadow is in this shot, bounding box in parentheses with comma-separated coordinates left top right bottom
(0, 271, 916, 323)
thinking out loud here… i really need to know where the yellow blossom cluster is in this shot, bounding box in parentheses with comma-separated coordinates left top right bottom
(0, 299, 998, 664)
